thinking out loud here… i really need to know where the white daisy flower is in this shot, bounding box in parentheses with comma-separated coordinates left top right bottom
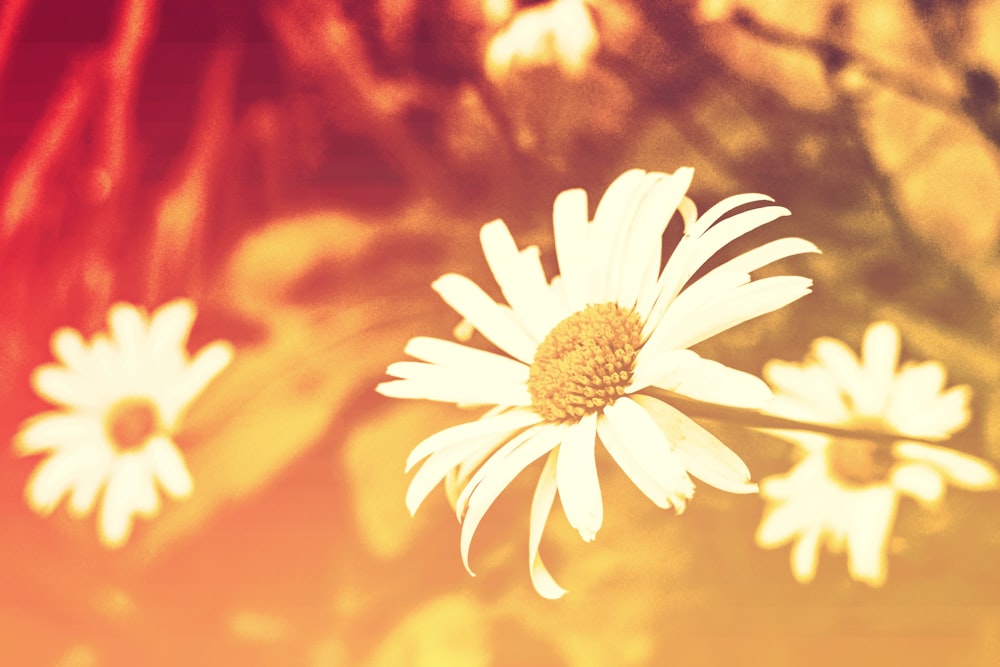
(377, 167, 817, 598)
(756, 321, 999, 586)
(15, 299, 234, 548)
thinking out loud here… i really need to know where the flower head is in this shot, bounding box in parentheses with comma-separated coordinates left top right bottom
(378, 167, 817, 597)
(15, 299, 234, 548)
(756, 321, 999, 586)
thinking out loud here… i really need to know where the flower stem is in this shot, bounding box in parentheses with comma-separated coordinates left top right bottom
(643, 389, 947, 446)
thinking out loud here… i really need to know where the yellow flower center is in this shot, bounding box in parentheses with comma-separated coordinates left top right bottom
(527, 303, 643, 423)
(105, 398, 162, 450)
(826, 437, 894, 486)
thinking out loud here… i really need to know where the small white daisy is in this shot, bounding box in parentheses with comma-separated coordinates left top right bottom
(378, 167, 817, 597)
(15, 299, 234, 548)
(756, 321, 999, 586)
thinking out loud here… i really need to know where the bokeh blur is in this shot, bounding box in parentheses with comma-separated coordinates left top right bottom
(1, 0, 999, 665)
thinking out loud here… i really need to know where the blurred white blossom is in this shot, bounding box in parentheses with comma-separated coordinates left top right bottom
(378, 167, 816, 597)
(485, 0, 598, 81)
(756, 321, 999, 586)
(15, 299, 234, 548)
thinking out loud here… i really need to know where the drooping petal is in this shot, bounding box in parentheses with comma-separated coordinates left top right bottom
(755, 499, 808, 548)
(631, 394, 757, 493)
(460, 424, 565, 574)
(432, 273, 538, 363)
(405, 412, 542, 515)
(893, 442, 999, 490)
(844, 487, 896, 587)
(405, 408, 542, 472)
(598, 397, 694, 511)
(529, 450, 567, 599)
(555, 413, 602, 541)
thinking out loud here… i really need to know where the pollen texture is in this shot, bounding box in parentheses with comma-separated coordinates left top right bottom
(527, 303, 643, 423)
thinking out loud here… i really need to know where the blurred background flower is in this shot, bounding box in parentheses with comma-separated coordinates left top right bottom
(1, 0, 999, 665)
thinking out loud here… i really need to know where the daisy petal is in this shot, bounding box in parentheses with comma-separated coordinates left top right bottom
(432, 273, 538, 364)
(98, 455, 156, 548)
(664, 275, 813, 351)
(51, 327, 90, 371)
(893, 442, 999, 490)
(15, 412, 100, 455)
(854, 321, 900, 416)
(148, 299, 197, 356)
(404, 336, 530, 383)
(555, 413, 603, 541)
(460, 424, 564, 574)
(890, 463, 945, 506)
(530, 451, 567, 599)
(405, 408, 541, 471)
(790, 525, 822, 583)
(631, 394, 757, 493)
(844, 487, 896, 586)
(553, 187, 592, 310)
(406, 412, 541, 515)
(685, 193, 776, 239)
(25, 450, 89, 515)
(598, 397, 695, 511)
(665, 356, 774, 410)
(145, 436, 194, 499)
(376, 374, 532, 407)
(480, 220, 561, 338)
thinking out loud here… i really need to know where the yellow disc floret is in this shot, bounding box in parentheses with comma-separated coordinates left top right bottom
(527, 303, 643, 423)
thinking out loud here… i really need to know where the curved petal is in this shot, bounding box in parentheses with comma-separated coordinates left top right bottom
(405, 408, 541, 471)
(685, 193, 777, 239)
(598, 397, 694, 511)
(530, 450, 567, 599)
(405, 412, 541, 515)
(631, 394, 757, 493)
(459, 424, 564, 574)
(432, 274, 538, 364)
(555, 413, 602, 541)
